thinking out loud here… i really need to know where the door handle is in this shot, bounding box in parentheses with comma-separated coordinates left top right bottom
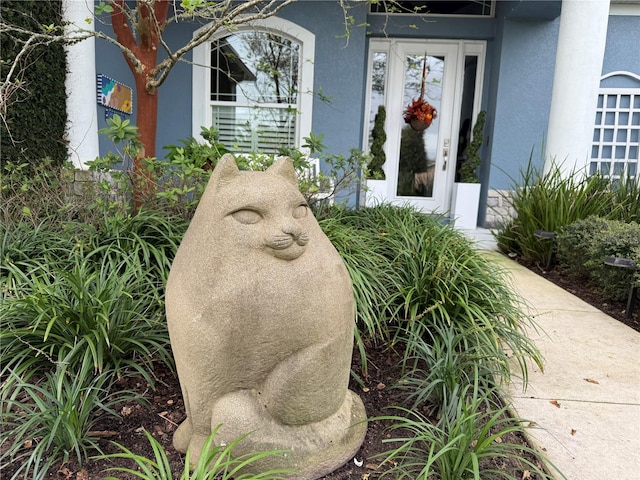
(442, 148, 448, 170)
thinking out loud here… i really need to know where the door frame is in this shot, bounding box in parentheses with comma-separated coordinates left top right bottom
(363, 39, 486, 214)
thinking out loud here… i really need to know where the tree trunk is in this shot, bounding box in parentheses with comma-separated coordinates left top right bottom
(110, 0, 169, 213)
(132, 74, 158, 210)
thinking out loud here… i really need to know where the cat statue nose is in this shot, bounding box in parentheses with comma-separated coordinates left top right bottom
(282, 222, 303, 240)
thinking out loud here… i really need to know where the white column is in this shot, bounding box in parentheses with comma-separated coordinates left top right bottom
(63, 0, 99, 168)
(545, 0, 610, 175)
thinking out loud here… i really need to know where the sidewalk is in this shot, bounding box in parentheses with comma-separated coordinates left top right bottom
(484, 251, 640, 480)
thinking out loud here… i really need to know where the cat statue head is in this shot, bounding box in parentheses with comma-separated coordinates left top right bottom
(195, 154, 312, 261)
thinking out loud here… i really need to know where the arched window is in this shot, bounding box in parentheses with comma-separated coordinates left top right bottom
(192, 18, 315, 154)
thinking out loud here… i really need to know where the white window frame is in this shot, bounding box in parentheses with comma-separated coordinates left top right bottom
(192, 17, 315, 151)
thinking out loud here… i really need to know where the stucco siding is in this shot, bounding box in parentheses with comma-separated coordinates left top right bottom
(601, 14, 640, 88)
(487, 17, 559, 191)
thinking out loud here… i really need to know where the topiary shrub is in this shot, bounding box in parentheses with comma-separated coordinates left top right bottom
(366, 105, 387, 179)
(458, 111, 486, 183)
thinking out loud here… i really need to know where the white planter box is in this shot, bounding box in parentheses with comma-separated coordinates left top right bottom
(364, 179, 388, 207)
(451, 182, 481, 230)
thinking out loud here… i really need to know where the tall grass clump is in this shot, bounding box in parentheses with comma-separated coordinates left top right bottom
(495, 156, 639, 266)
(395, 322, 499, 422)
(99, 427, 293, 480)
(0, 209, 183, 478)
(373, 379, 560, 479)
(1, 243, 174, 386)
(1, 354, 141, 480)
(321, 204, 542, 389)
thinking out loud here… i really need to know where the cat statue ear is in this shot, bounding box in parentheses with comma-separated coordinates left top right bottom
(267, 157, 299, 186)
(214, 154, 241, 186)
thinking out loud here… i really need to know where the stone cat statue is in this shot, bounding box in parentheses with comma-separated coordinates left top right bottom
(165, 154, 366, 479)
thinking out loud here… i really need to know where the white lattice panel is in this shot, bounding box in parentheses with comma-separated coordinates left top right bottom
(590, 89, 640, 178)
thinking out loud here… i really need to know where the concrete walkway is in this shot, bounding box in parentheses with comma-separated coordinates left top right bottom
(484, 251, 640, 480)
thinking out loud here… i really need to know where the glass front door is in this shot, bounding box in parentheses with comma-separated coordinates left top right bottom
(388, 42, 459, 212)
(364, 40, 485, 214)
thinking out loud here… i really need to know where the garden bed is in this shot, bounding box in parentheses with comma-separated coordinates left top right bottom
(1, 342, 547, 480)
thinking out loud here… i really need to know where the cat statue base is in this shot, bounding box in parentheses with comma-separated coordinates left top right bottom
(166, 155, 367, 479)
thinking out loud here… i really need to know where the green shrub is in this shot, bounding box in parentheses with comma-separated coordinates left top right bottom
(89, 116, 367, 217)
(557, 217, 640, 301)
(321, 204, 542, 388)
(0, 245, 173, 385)
(556, 216, 611, 281)
(0, 210, 186, 388)
(496, 157, 637, 265)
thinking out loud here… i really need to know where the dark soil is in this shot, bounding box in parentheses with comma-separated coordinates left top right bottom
(2, 340, 548, 480)
(10, 259, 632, 480)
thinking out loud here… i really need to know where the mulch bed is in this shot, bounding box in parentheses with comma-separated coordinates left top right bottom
(1, 340, 548, 479)
(10, 256, 633, 479)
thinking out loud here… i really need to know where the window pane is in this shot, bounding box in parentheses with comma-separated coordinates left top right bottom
(616, 129, 628, 142)
(211, 32, 299, 104)
(603, 129, 614, 142)
(605, 112, 615, 125)
(369, 52, 388, 138)
(620, 95, 631, 108)
(212, 105, 295, 154)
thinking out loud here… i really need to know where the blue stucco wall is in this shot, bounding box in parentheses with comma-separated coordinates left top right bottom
(279, 2, 369, 158)
(485, 12, 560, 192)
(601, 14, 640, 89)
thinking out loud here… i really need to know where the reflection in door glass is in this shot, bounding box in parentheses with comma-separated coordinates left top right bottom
(455, 55, 478, 182)
(397, 55, 443, 197)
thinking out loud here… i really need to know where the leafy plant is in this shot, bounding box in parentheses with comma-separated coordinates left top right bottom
(458, 110, 486, 183)
(557, 217, 640, 301)
(1, 353, 141, 480)
(0, 157, 83, 227)
(555, 216, 612, 281)
(99, 426, 294, 479)
(495, 156, 626, 265)
(1, 240, 173, 386)
(374, 382, 561, 479)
